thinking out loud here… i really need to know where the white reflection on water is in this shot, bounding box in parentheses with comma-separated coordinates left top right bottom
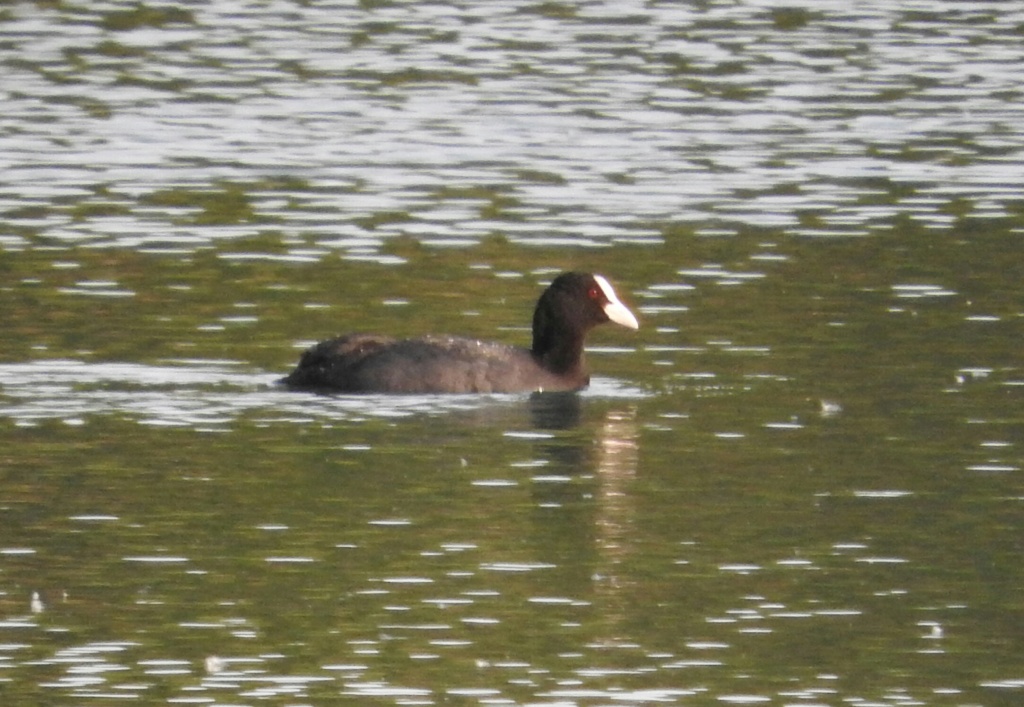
(0, 360, 648, 428)
(2, 1, 1023, 257)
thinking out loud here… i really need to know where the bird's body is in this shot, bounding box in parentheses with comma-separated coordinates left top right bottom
(283, 334, 584, 394)
(282, 272, 638, 394)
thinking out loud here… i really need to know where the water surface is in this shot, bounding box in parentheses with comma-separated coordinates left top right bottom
(1, 1, 1022, 705)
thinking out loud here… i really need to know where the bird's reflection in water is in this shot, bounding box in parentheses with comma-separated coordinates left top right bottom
(525, 393, 640, 622)
(592, 406, 640, 616)
(527, 391, 582, 430)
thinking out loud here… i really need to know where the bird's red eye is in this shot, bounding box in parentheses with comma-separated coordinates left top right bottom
(588, 286, 600, 300)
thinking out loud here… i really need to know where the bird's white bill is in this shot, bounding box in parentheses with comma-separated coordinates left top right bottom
(594, 274, 640, 330)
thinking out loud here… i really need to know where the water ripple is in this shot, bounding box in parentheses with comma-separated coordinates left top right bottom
(2, 2, 1022, 257)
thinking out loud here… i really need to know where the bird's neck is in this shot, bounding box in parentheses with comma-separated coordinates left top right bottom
(533, 329, 586, 377)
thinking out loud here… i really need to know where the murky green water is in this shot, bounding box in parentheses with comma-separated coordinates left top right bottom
(1, 1, 1022, 705)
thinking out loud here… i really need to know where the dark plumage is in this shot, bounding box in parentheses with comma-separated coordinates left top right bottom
(281, 272, 639, 394)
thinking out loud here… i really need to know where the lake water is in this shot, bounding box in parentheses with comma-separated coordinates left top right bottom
(1, 1, 1022, 705)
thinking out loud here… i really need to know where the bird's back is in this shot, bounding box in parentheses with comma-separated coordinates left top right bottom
(282, 334, 585, 394)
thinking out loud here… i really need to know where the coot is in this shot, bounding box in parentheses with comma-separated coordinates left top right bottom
(282, 272, 639, 394)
